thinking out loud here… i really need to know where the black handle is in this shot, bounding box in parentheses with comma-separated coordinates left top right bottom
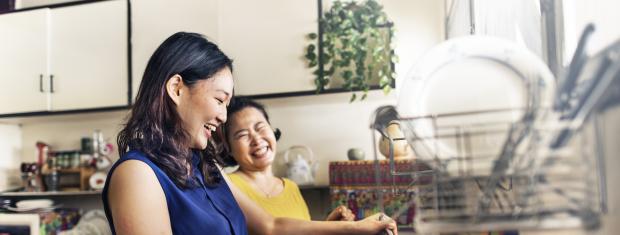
(39, 74, 44, 92)
(50, 74, 55, 93)
(554, 24, 596, 112)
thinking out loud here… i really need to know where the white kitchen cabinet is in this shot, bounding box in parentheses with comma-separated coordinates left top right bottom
(130, 0, 219, 102)
(131, 0, 439, 99)
(0, 9, 50, 114)
(0, 0, 128, 115)
(49, 0, 128, 111)
(130, 0, 318, 98)
(217, 0, 317, 96)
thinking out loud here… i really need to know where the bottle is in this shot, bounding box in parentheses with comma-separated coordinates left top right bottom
(93, 130, 104, 158)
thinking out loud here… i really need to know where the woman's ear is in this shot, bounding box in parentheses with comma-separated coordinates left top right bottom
(166, 74, 184, 105)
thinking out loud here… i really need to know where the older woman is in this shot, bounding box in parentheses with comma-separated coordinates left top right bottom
(223, 97, 355, 221)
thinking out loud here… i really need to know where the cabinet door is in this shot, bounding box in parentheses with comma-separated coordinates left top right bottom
(0, 9, 49, 114)
(130, 0, 219, 103)
(217, 0, 317, 95)
(49, 0, 128, 111)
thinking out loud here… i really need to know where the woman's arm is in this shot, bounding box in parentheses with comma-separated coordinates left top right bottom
(108, 160, 173, 235)
(220, 169, 397, 235)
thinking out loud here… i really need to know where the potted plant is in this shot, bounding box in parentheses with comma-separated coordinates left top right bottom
(305, 0, 397, 102)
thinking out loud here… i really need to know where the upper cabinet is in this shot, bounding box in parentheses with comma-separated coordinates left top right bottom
(0, 0, 129, 116)
(0, 0, 444, 114)
(130, 0, 316, 99)
(48, 0, 128, 111)
(130, 0, 444, 99)
(0, 9, 49, 114)
(216, 0, 317, 96)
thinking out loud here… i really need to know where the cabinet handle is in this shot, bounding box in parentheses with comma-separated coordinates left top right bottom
(39, 74, 44, 92)
(50, 74, 55, 93)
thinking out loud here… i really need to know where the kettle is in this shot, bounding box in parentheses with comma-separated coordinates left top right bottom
(283, 145, 317, 186)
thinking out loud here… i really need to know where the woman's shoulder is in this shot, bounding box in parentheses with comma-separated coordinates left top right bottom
(227, 172, 247, 186)
(104, 152, 170, 234)
(107, 150, 167, 188)
(112, 150, 159, 172)
(109, 151, 160, 183)
(111, 158, 157, 182)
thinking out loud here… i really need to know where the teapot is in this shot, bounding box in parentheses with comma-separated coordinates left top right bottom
(283, 145, 317, 186)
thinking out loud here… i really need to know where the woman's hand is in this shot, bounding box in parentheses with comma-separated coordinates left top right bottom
(355, 213, 398, 235)
(325, 205, 355, 221)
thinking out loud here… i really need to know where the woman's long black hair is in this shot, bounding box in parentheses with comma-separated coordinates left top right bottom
(117, 32, 233, 187)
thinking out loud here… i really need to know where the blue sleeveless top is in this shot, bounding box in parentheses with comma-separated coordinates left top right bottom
(102, 150, 247, 235)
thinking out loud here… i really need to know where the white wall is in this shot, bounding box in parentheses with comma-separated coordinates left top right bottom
(0, 123, 22, 191)
(265, 90, 397, 185)
(382, 0, 445, 93)
(567, 0, 620, 55)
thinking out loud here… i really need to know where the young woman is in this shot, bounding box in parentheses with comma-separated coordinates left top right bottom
(223, 97, 355, 222)
(102, 32, 397, 235)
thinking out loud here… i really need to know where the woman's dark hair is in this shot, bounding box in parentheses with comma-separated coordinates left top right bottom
(221, 97, 281, 165)
(117, 32, 233, 187)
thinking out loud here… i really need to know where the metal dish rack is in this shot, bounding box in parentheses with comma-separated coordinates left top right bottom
(370, 25, 620, 233)
(394, 108, 603, 233)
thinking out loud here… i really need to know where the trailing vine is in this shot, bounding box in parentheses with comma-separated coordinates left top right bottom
(305, 0, 397, 102)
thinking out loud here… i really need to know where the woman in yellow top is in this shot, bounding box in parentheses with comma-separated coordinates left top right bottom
(223, 97, 355, 221)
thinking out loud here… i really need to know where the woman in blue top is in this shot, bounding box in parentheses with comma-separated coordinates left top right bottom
(102, 32, 397, 235)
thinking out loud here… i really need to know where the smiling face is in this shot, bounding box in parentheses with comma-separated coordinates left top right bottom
(173, 68, 234, 150)
(227, 107, 277, 171)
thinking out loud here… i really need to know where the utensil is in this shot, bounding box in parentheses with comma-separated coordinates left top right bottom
(553, 24, 595, 112)
(549, 33, 620, 149)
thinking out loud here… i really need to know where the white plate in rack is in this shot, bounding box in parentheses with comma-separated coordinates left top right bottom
(397, 36, 555, 173)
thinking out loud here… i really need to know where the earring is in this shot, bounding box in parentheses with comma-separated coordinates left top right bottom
(273, 128, 282, 141)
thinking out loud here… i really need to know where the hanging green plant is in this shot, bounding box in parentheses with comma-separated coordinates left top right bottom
(305, 0, 397, 102)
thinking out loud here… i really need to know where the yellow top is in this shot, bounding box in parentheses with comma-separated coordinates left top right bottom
(228, 173, 311, 221)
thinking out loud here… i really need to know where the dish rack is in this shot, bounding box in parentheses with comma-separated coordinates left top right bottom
(370, 26, 619, 233)
(379, 108, 604, 233)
